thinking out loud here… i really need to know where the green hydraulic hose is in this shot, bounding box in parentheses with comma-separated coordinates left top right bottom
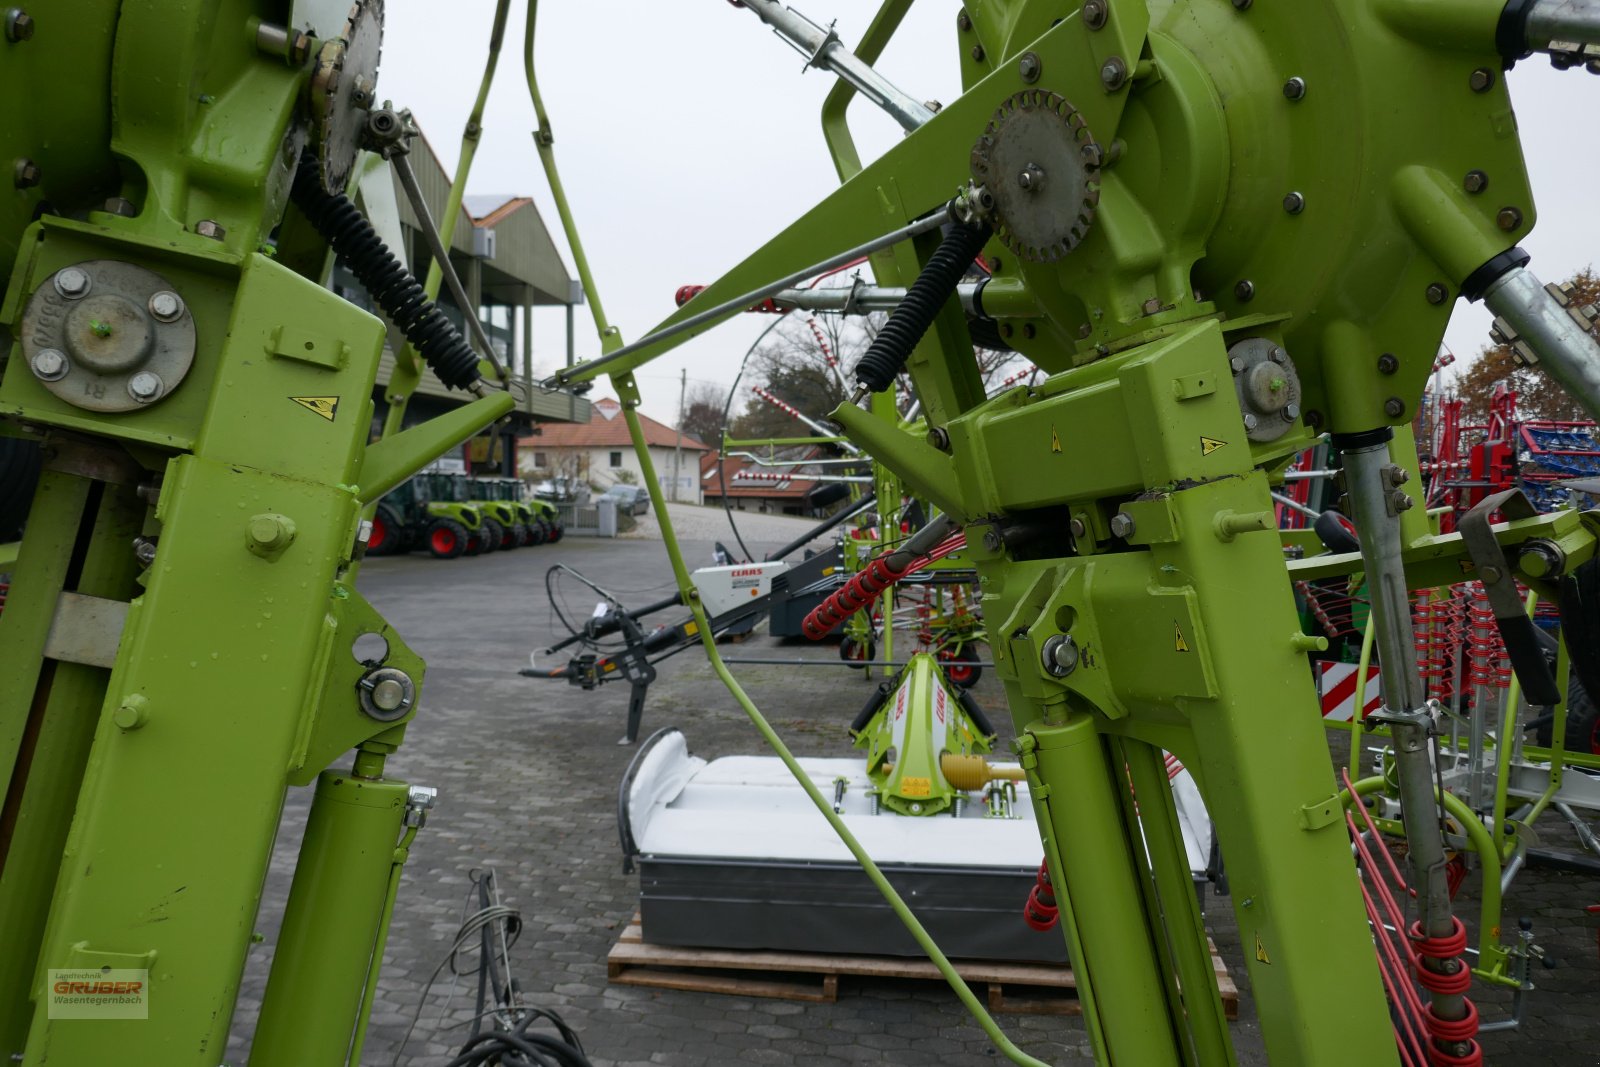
(525, 1, 620, 353)
(612, 373, 1050, 1067)
(376, 0, 515, 448)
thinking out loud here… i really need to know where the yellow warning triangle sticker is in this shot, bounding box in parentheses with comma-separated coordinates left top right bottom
(1255, 933, 1271, 965)
(1200, 436, 1226, 456)
(1051, 426, 1062, 453)
(290, 396, 340, 421)
(1174, 623, 1190, 653)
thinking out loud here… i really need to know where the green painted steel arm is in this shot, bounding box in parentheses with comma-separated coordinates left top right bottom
(378, 0, 515, 442)
(525, 0, 622, 353)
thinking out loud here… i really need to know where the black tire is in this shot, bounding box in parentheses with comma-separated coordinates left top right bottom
(426, 518, 468, 559)
(1314, 510, 1361, 554)
(1536, 672, 1600, 755)
(526, 519, 546, 545)
(0, 436, 41, 542)
(547, 519, 564, 543)
(368, 504, 402, 556)
(839, 635, 876, 669)
(502, 522, 524, 550)
(463, 528, 485, 556)
(514, 521, 535, 547)
(478, 517, 503, 553)
(943, 657, 982, 689)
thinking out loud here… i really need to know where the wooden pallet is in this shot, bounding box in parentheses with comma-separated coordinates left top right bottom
(607, 917, 1239, 1017)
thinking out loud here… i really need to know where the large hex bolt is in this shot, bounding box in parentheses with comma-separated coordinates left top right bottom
(30, 347, 67, 381)
(127, 371, 164, 403)
(54, 267, 90, 298)
(148, 290, 185, 322)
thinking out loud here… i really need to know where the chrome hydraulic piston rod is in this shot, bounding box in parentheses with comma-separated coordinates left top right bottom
(769, 280, 983, 316)
(1484, 265, 1600, 420)
(1339, 432, 1473, 1057)
(734, 0, 935, 132)
(1523, 0, 1600, 64)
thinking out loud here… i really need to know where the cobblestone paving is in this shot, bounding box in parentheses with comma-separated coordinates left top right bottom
(226, 532, 1600, 1066)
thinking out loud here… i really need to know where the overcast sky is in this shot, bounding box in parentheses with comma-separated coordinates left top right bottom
(373, 2, 1599, 426)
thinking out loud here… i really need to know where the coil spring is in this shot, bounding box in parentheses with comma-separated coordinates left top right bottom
(1465, 583, 1508, 689)
(290, 160, 481, 390)
(853, 220, 992, 393)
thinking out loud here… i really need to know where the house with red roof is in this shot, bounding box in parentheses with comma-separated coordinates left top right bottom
(519, 398, 710, 503)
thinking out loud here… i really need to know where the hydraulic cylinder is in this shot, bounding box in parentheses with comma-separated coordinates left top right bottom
(1023, 713, 1181, 1067)
(251, 769, 410, 1067)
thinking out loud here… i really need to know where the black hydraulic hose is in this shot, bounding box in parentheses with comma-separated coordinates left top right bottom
(289, 158, 482, 390)
(854, 220, 992, 393)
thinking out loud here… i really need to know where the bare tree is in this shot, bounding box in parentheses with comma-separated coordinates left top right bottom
(678, 381, 729, 446)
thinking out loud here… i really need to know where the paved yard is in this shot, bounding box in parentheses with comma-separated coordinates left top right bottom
(225, 525, 1600, 1066)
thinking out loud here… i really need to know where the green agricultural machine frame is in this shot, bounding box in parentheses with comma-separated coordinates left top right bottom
(542, 0, 1600, 1064)
(0, 1, 549, 1063)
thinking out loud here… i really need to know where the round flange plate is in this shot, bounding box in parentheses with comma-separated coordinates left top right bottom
(969, 89, 1101, 263)
(21, 260, 197, 412)
(1227, 337, 1302, 442)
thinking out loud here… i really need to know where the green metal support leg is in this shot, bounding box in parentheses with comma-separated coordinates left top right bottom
(252, 766, 413, 1067)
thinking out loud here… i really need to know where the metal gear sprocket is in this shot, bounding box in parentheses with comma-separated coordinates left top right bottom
(311, 0, 384, 194)
(969, 90, 1101, 263)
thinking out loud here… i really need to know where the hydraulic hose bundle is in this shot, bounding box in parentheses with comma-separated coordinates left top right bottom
(853, 219, 992, 393)
(802, 517, 963, 639)
(289, 158, 482, 390)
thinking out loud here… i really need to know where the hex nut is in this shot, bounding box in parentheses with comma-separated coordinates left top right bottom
(1497, 207, 1523, 232)
(1469, 68, 1495, 92)
(1234, 279, 1255, 302)
(5, 9, 33, 42)
(1018, 51, 1041, 82)
(127, 371, 163, 402)
(1283, 76, 1306, 100)
(1109, 512, 1135, 538)
(30, 348, 67, 381)
(13, 158, 38, 188)
(148, 291, 184, 321)
(1463, 170, 1488, 194)
(195, 219, 226, 240)
(54, 267, 89, 298)
(1100, 56, 1127, 90)
(1426, 283, 1449, 305)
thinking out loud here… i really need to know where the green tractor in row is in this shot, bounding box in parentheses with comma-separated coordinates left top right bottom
(369, 471, 492, 559)
(469, 475, 564, 548)
(369, 472, 564, 559)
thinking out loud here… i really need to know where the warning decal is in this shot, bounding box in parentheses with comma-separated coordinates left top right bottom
(1200, 436, 1226, 456)
(290, 396, 340, 421)
(1255, 934, 1271, 965)
(1051, 426, 1062, 453)
(1174, 623, 1190, 653)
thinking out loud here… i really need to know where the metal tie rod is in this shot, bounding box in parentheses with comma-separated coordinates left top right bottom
(388, 149, 512, 389)
(735, 0, 936, 132)
(549, 205, 955, 385)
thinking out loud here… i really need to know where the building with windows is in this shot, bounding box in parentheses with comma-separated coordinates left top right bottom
(521, 398, 709, 503)
(336, 128, 591, 471)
